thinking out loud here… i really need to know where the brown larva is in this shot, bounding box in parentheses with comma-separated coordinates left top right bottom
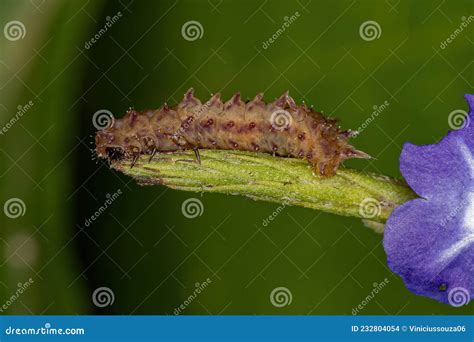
(95, 89, 369, 176)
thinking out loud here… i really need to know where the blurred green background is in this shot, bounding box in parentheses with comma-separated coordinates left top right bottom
(0, 0, 473, 315)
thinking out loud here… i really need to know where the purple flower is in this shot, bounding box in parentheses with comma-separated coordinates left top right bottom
(384, 94, 474, 306)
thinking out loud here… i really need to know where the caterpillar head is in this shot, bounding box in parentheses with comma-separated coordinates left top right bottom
(95, 109, 157, 161)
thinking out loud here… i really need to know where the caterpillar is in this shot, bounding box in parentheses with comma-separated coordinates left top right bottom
(95, 89, 369, 176)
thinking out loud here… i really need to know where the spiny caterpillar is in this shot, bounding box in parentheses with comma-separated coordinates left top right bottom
(95, 89, 369, 176)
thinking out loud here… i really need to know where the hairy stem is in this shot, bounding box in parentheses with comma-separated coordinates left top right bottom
(112, 150, 416, 229)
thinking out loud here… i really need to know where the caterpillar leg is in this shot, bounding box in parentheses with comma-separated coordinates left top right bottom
(313, 160, 337, 177)
(193, 147, 201, 164)
(129, 145, 142, 168)
(149, 148, 157, 162)
(174, 147, 202, 165)
(131, 153, 139, 168)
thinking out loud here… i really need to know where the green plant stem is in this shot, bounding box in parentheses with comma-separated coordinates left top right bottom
(112, 150, 416, 229)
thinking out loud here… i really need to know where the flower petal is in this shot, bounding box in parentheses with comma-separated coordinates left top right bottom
(384, 199, 473, 304)
(384, 94, 474, 305)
